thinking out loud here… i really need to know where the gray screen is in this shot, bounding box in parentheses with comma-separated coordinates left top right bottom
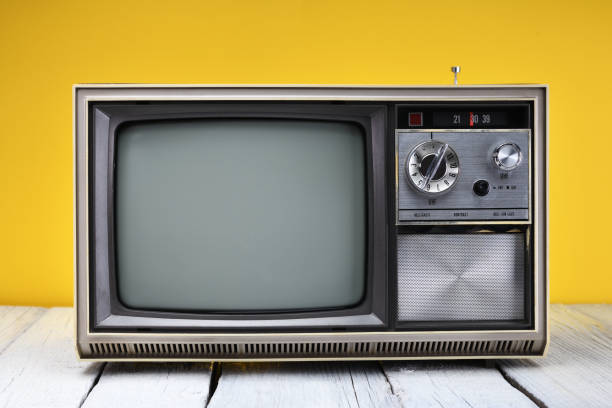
(115, 119, 366, 312)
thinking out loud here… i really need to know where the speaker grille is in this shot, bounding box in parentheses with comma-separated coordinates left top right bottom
(397, 233, 525, 321)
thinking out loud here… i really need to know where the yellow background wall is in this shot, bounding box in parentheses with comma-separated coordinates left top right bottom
(1, 0, 610, 306)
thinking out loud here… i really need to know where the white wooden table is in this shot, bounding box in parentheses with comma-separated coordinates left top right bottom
(0, 305, 610, 407)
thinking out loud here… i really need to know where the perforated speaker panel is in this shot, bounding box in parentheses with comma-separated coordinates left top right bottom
(397, 233, 525, 321)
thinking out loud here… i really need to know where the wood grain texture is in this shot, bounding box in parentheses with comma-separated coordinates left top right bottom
(0, 306, 45, 354)
(81, 363, 213, 408)
(207, 362, 400, 408)
(381, 361, 537, 407)
(0, 308, 103, 408)
(572, 304, 612, 328)
(499, 304, 612, 408)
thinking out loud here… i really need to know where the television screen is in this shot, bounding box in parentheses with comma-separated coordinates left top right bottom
(114, 119, 367, 312)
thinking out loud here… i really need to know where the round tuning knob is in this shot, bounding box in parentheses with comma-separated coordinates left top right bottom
(405, 140, 460, 196)
(493, 143, 522, 171)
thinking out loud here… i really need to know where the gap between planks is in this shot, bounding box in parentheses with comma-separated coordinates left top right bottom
(81, 362, 214, 408)
(498, 304, 612, 408)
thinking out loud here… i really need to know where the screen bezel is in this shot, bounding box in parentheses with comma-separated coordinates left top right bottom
(88, 102, 388, 331)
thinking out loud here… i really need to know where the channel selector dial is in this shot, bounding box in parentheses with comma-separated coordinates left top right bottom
(493, 143, 522, 171)
(405, 140, 460, 196)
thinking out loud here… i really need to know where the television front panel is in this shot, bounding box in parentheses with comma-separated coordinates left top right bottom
(74, 85, 548, 360)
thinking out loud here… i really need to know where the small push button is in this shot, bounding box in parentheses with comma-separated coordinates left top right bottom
(473, 180, 490, 196)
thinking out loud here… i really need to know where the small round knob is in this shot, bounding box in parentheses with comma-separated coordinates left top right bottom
(493, 143, 522, 171)
(473, 179, 490, 196)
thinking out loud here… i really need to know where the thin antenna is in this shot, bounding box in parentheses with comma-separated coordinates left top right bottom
(451, 66, 461, 85)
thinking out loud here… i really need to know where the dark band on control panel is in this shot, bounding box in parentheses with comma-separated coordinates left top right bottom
(397, 103, 531, 129)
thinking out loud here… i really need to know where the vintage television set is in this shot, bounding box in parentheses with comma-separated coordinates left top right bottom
(74, 85, 548, 360)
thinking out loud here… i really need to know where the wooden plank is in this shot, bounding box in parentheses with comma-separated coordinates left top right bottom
(572, 303, 612, 328)
(382, 361, 537, 407)
(81, 363, 213, 408)
(207, 362, 400, 407)
(0, 307, 103, 408)
(0, 306, 45, 354)
(499, 304, 612, 408)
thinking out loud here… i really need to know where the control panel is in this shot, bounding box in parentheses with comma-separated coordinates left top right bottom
(395, 103, 531, 223)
